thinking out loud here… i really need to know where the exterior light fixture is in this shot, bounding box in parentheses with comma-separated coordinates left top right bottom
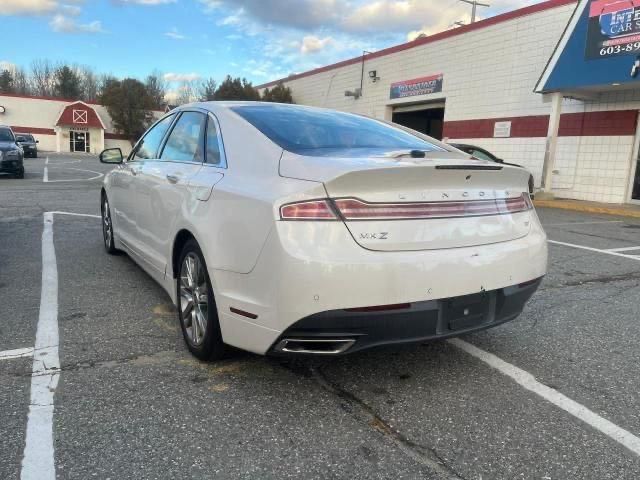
(344, 88, 362, 99)
(368, 70, 380, 82)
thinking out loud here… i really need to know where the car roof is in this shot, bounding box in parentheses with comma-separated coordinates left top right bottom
(173, 101, 337, 115)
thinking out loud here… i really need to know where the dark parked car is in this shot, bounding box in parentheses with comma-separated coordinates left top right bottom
(0, 126, 25, 179)
(450, 143, 535, 198)
(16, 133, 38, 158)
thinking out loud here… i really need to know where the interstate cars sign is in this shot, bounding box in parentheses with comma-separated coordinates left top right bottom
(586, 0, 640, 59)
(390, 74, 443, 99)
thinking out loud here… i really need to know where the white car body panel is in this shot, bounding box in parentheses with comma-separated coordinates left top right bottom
(103, 102, 548, 356)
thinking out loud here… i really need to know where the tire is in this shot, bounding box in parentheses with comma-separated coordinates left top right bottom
(177, 239, 226, 360)
(101, 194, 119, 255)
(15, 168, 24, 179)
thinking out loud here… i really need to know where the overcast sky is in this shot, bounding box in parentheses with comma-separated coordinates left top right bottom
(1, 0, 547, 87)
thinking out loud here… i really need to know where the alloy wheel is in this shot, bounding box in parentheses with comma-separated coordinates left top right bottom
(102, 198, 112, 249)
(180, 253, 209, 346)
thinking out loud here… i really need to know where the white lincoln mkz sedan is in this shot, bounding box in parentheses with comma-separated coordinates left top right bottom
(99, 102, 547, 360)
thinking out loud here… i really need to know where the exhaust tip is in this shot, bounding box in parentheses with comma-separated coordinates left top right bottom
(275, 338, 356, 355)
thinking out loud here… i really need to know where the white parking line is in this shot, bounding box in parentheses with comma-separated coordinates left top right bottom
(548, 240, 640, 262)
(606, 246, 640, 252)
(21, 212, 60, 480)
(543, 220, 624, 227)
(449, 338, 640, 457)
(0, 347, 34, 360)
(48, 211, 101, 219)
(42, 157, 48, 183)
(44, 167, 104, 183)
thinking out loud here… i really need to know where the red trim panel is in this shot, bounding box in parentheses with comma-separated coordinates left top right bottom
(444, 116, 549, 139)
(444, 110, 638, 139)
(11, 126, 56, 135)
(558, 110, 638, 136)
(257, 0, 576, 88)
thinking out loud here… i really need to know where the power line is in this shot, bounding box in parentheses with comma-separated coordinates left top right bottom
(459, 0, 490, 23)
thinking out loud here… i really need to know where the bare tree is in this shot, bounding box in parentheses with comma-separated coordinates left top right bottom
(198, 77, 217, 101)
(30, 59, 55, 96)
(78, 66, 99, 101)
(145, 70, 167, 109)
(175, 80, 197, 105)
(97, 73, 118, 98)
(13, 67, 31, 95)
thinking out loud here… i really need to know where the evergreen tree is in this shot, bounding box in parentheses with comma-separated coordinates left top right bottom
(262, 82, 294, 103)
(0, 70, 14, 94)
(214, 75, 260, 101)
(100, 78, 155, 144)
(54, 65, 82, 99)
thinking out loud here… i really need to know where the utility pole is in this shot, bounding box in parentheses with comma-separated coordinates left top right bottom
(459, 0, 490, 23)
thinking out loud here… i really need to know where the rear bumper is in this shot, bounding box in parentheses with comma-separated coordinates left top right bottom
(212, 214, 548, 355)
(268, 278, 542, 355)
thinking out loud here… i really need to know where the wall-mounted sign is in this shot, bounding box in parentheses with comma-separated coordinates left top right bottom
(390, 74, 443, 99)
(493, 121, 512, 138)
(70, 127, 89, 132)
(586, 0, 640, 59)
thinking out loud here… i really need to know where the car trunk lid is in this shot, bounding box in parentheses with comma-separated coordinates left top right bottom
(280, 150, 533, 251)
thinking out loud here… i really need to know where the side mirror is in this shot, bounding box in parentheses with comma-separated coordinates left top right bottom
(36, 140, 39, 144)
(99, 148, 124, 164)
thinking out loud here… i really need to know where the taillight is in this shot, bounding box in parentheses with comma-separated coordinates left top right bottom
(333, 193, 532, 220)
(280, 199, 337, 220)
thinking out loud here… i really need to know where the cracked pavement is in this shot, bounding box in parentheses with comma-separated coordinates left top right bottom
(2, 154, 640, 479)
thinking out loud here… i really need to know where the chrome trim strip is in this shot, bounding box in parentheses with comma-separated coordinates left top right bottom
(275, 338, 356, 355)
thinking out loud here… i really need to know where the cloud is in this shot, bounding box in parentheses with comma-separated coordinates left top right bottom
(198, 0, 547, 83)
(165, 27, 186, 40)
(116, 0, 176, 4)
(49, 14, 104, 33)
(164, 72, 201, 82)
(300, 35, 333, 55)
(206, 0, 546, 36)
(0, 0, 59, 15)
(203, 0, 341, 30)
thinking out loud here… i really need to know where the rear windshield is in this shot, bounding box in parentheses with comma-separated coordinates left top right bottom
(0, 129, 14, 142)
(231, 104, 444, 155)
(22, 134, 34, 141)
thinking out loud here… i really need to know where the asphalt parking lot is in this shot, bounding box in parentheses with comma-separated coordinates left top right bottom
(2, 153, 640, 480)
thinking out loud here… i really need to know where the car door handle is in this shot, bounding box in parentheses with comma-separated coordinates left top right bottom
(166, 174, 180, 183)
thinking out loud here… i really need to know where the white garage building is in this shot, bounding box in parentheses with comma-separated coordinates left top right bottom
(0, 94, 138, 155)
(258, 0, 640, 205)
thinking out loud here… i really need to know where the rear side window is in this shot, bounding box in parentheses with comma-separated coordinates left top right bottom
(231, 104, 444, 156)
(205, 114, 226, 167)
(161, 112, 206, 163)
(133, 114, 175, 160)
(469, 149, 495, 162)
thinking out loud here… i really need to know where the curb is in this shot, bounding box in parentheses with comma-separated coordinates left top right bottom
(534, 200, 640, 219)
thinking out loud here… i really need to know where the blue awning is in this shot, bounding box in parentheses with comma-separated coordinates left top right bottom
(537, 0, 640, 93)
